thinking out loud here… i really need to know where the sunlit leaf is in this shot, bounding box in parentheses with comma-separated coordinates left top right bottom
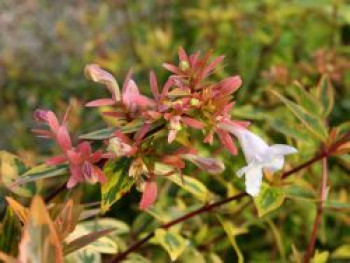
(178, 246, 205, 263)
(5, 197, 29, 224)
(100, 158, 133, 213)
(65, 248, 101, 263)
(122, 253, 152, 263)
(153, 229, 189, 261)
(65, 218, 129, 255)
(253, 184, 285, 217)
(19, 196, 63, 263)
(332, 244, 350, 259)
(64, 228, 115, 255)
(0, 151, 35, 197)
(311, 250, 329, 263)
(271, 90, 328, 141)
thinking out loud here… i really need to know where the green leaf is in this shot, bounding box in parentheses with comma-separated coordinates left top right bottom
(64, 228, 115, 255)
(11, 164, 68, 187)
(317, 75, 334, 117)
(271, 90, 328, 141)
(65, 249, 101, 263)
(287, 84, 322, 116)
(79, 127, 116, 140)
(178, 246, 205, 263)
(153, 229, 189, 261)
(122, 253, 152, 263)
(217, 216, 246, 263)
(253, 184, 285, 217)
(311, 250, 329, 263)
(323, 201, 350, 210)
(0, 206, 22, 255)
(65, 218, 129, 255)
(156, 164, 212, 201)
(332, 244, 350, 259)
(101, 158, 134, 213)
(269, 117, 311, 142)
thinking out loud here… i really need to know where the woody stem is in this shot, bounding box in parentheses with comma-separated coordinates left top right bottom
(304, 157, 328, 262)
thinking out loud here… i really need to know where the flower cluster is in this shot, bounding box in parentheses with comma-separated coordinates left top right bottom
(33, 109, 112, 188)
(34, 48, 297, 209)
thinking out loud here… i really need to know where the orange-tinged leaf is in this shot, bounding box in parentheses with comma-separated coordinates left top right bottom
(54, 200, 82, 240)
(5, 197, 29, 225)
(18, 196, 63, 263)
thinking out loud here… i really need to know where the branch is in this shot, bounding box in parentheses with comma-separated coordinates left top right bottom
(108, 132, 350, 262)
(281, 131, 350, 179)
(304, 157, 328, 262)
(108, 192, 248, 263)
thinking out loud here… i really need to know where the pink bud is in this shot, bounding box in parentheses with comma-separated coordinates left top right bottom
(139, 181, 158, 210)
(33, 109, 49, 123)
(84, 64, 120, 101)
(56, 125, 72, 152)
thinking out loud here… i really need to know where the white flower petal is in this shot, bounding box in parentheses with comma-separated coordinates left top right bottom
(269, 144, 297, 156)
(244, 164, 264, 197)
(225, 126, 269, 163)
(264, 155, 284, 172)
(237, 165, 248, 178)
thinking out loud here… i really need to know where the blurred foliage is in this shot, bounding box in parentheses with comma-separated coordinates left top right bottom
(0, 0, 349, 262)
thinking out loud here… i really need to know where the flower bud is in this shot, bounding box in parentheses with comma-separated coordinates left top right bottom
(179, 60, 189, 71)
(190, 98, 200, 106)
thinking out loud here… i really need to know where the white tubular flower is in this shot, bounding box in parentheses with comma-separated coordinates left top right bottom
(219, 123, 297, 196)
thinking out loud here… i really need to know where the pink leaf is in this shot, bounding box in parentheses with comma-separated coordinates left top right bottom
(219, 76, 242, 96)
(85, 98, 116, 107)
(182, 117, 204, 129)
(56, 126, 72, 151)
(150, 71, 159, 100)
(77, 141, 91, 157)
(178, 47, 189, 63)
(217, 129, 238, 155)
(139, 181, 158, 210)
(45, 155, 67, 166)
(67, 150, 82, 165)
(46, 111, 60, 132)
(162, 63, 183, 75)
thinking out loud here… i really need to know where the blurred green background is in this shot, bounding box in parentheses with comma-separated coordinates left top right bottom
(0, 0, 349, 156)
(0, 1, 350, 262)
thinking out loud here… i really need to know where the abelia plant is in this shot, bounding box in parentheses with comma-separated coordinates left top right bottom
(34, 48, 296, 209)
(0, 48, 349, 263)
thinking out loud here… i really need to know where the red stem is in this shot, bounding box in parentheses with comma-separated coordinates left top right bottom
(108, 132, 350, 262)
(108, 192, 248, 263)
(304, 157, 328, 262)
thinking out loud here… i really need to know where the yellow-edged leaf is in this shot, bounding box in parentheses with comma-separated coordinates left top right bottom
(254, 184, 285, 217)
(271, 90, 328, 141)
(100, 158, 134, 213)
(153, 229, 188, 261)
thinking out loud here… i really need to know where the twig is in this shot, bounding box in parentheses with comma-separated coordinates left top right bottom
(108, 192, 248, 263)
(304, 157, 328, 262)
(282, 131, 350, 179)
(108, 132, 350, 262)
